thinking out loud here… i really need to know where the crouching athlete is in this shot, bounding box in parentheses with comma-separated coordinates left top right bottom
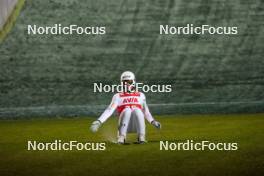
(90, 71, 161, 144)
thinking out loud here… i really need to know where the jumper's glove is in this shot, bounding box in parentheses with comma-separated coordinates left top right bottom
(90, 120, 102, 133)
(151, 120, 161, 129)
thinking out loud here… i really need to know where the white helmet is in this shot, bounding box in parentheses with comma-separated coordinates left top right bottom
(120, 71, 136, 92)
(120, 71, 135, 82)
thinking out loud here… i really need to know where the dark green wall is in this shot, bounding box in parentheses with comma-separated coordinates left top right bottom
(0, 0, 263, 118)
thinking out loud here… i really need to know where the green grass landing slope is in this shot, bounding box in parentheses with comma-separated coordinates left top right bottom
(0, 114, 264, 176)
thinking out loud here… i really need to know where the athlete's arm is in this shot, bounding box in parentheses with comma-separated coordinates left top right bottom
(143, 99, 154, 123)
(98, 94, 119, 123)
(141, 93, 154, 123)
(90, 94, 119, 132)
(142, 93, 161, 129)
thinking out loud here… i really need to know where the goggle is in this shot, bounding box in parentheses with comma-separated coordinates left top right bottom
(122, 80, 134, 85)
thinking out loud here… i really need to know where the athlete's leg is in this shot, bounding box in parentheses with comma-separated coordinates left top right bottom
(132, 108, 146, 142)
(118, 108, 132, 143)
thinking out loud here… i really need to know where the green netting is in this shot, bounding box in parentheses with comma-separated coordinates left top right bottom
(0, 0, 263, 118)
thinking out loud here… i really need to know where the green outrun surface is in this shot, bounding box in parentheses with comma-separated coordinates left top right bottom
(0, 114, 263, 176)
